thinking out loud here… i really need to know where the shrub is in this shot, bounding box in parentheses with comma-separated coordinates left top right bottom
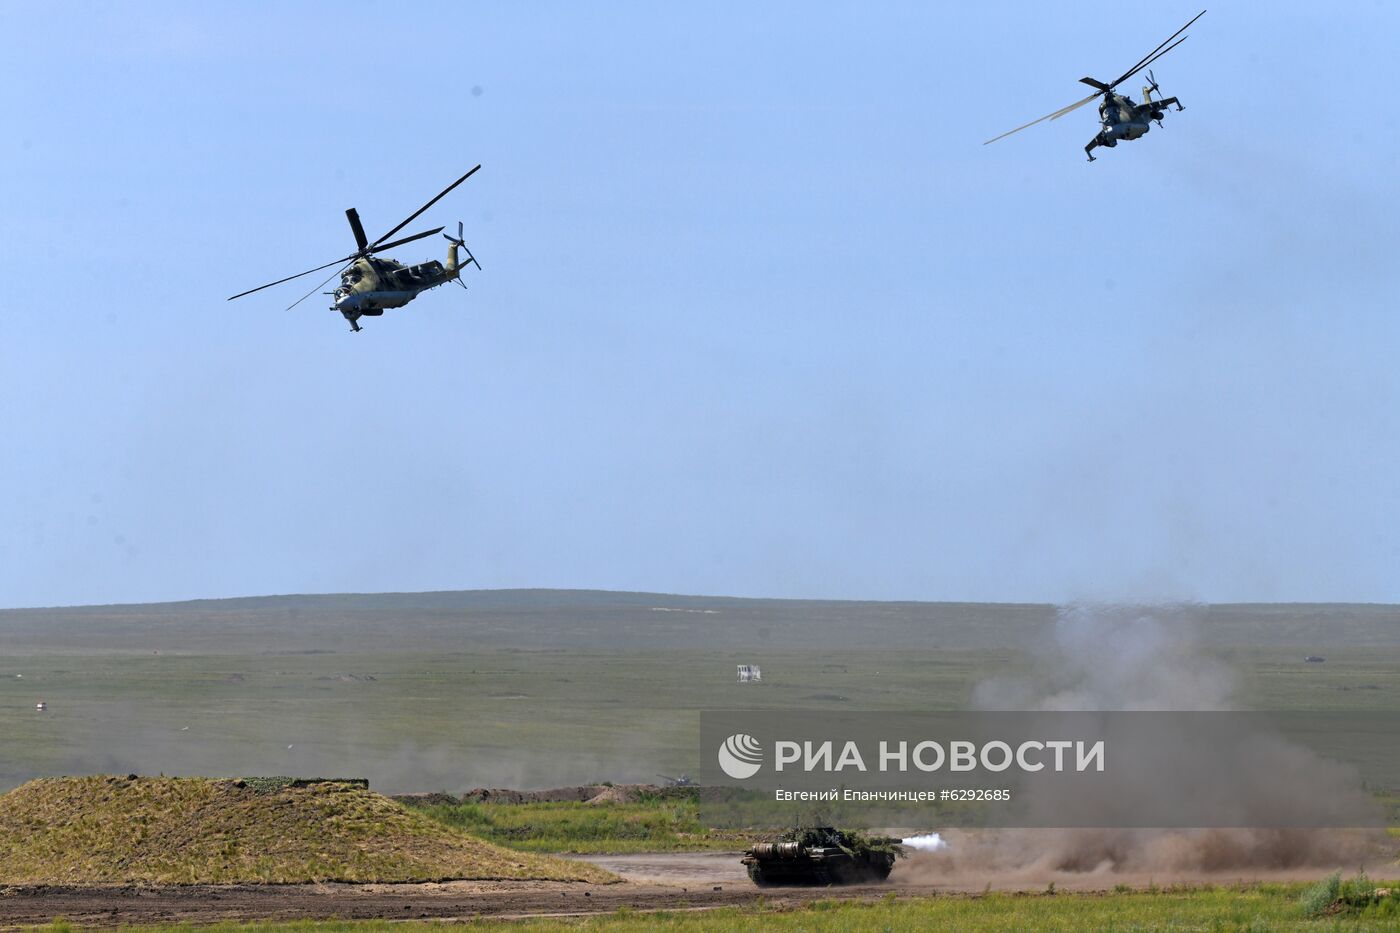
(1299, 871, 1340, 917)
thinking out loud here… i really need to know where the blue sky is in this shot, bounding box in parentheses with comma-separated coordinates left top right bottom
(2, 1, 1397, 608)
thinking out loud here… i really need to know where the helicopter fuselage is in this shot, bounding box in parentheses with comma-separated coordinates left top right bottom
(1097, 94, 1153, 144)
(1084, 86, 1181, 160)
(332, 242, 467, 330)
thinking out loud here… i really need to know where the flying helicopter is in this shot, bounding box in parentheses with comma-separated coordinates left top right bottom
(985, 11, 1205, 161)
(228, 165, 482, 331)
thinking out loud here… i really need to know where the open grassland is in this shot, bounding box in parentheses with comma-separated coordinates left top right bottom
(4, 644, 1398, 796)
(0, 777, 614, 885)
(2, 592, 1397, 796)
(20, 881, 1400, 932)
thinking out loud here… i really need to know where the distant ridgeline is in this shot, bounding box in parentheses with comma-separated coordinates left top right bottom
(0, 589, 1396, 653)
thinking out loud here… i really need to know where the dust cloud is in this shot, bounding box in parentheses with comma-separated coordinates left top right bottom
(898, 826, 1387, 887)
(907, 603, 1394, 881)
(972, 603, 1236, 711)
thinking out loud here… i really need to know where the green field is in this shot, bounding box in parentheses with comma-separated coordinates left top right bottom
(6, 644, 1399, 796)
(2, 591, 1397, 795)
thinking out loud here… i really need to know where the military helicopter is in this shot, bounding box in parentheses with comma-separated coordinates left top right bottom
(228, 165, 482, 331)
(985, 11, 1205, 161)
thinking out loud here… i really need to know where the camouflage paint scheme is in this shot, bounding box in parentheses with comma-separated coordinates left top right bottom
(1084, 82, 1184, 161)
(330, 241, 470, 332)
(227, 166, 481, 332)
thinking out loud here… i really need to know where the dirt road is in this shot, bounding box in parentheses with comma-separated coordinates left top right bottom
(1, 848, 1384, 928)
(0, 875, 882, 929)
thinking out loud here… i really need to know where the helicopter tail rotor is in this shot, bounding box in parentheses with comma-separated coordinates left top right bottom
(444, 221, 481, 287)
(444, 222, 481, 267)
(1143, 69, 1162, 101)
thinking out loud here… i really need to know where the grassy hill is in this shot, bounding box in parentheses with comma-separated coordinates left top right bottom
(0, 776, 616, 884)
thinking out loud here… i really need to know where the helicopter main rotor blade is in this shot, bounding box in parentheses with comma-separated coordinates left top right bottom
(370, 164, 481, 250)
(984, 92, 1099, 145)
(1048, 93, 1101, 121)
(345, 208, 369, 252)
(368, 226, 445, 254)
(227, 253, 357, 301)
(1112, 35, 1190, 91)
(286, 263, 351, 312)
(1108, 9, 1205, 90)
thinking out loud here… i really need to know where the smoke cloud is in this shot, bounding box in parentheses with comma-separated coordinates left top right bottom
(972, 603, 1235, 712)
(902, 603, 1393, 881)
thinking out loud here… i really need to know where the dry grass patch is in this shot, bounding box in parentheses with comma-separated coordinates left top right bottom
(0, 776, 617, 884)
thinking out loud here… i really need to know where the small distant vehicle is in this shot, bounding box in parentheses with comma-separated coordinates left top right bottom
(1304, 656, 1326, 663)
(742, 827, 905, 886)
(228, 166, 483, 332)
(35, 701, 47, 711)
(985, 11, 1205, 161)
(657, 774, 697, 787)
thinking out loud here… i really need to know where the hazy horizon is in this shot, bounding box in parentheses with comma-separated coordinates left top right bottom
(7, 585, 1400, 615)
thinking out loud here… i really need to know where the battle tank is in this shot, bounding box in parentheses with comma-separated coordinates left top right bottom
(741, 826, 905, 886)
